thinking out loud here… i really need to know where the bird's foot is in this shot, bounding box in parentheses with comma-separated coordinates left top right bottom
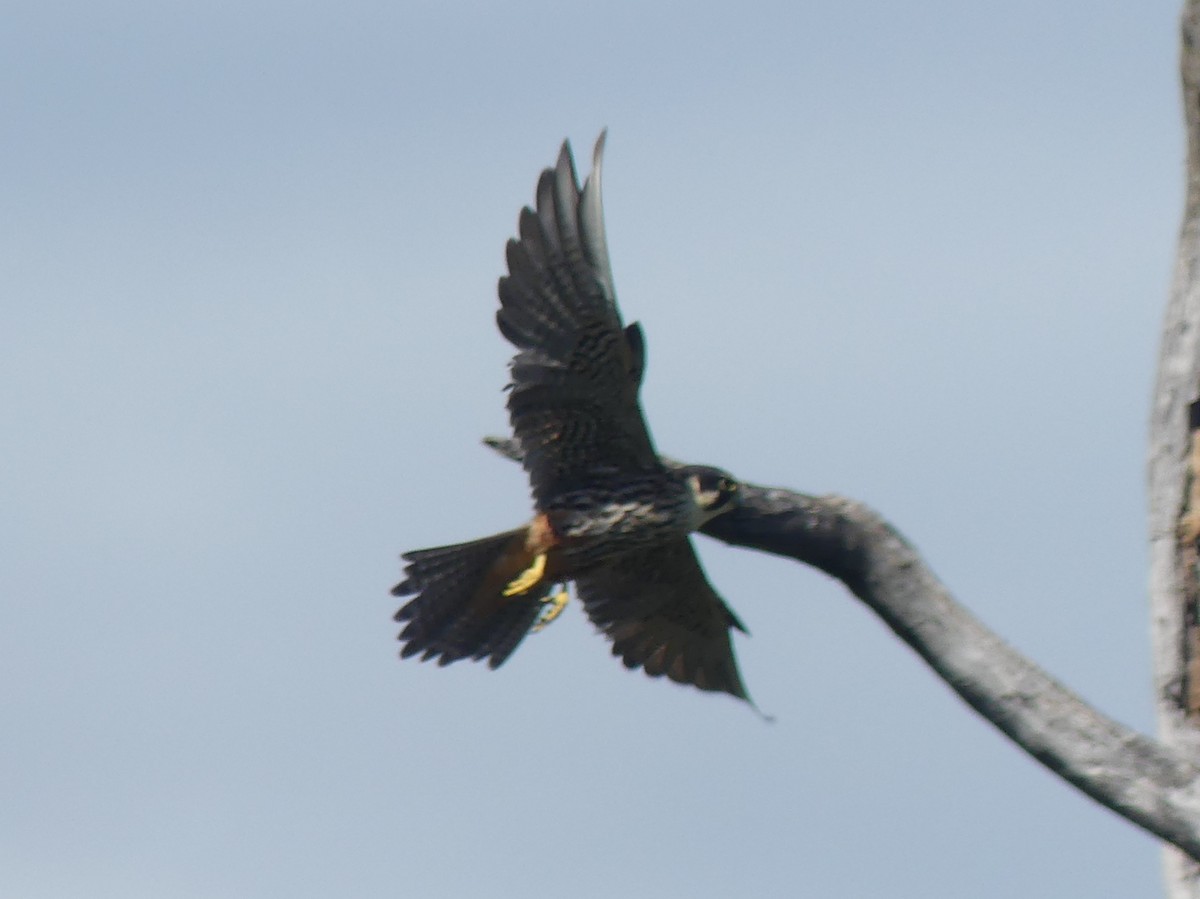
(502, 552, 546, 596)
(532, 586, 570, 633)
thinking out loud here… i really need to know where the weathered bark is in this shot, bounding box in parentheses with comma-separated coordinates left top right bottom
(1150, 3, 1200, 895)
(704, 487, 1200, 860)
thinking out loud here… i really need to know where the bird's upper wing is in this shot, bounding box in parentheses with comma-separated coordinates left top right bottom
(497, 133, 660, 506)
(574, 538, 751, 701)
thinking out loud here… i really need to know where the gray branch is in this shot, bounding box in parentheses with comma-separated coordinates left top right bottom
(485, 436, 1200, 861)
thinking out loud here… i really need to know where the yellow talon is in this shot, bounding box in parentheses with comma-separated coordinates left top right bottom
(502, 553, 547, 596)
(532, 587, 570, 633)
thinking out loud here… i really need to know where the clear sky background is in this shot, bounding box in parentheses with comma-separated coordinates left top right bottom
(0, 1, 1185, 896)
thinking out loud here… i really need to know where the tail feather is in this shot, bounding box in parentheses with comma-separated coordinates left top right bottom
(393, 528, 551, 669)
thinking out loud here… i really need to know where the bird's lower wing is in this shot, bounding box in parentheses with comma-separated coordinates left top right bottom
(574, 539, 751, 701)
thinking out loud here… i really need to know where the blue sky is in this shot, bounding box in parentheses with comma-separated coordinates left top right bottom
(0, 1, 1184, 896)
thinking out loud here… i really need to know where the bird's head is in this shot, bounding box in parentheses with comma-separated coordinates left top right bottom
(681, 465, 741, 524)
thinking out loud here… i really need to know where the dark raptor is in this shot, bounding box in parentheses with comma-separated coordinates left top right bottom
(393, 133, 752, 702)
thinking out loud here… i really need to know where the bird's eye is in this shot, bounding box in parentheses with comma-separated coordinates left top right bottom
(720, 478, 736, 493)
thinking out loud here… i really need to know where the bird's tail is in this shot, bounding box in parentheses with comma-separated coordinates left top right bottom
(392, 527, 556, 669)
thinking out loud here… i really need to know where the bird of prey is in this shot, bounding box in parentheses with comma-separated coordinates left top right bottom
(393, 133, 752, 703)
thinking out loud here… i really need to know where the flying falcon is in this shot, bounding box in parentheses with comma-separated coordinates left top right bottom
(393, 133, 752, 703)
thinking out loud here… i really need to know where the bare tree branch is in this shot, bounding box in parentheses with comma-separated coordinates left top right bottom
(705, 486, 1200, 858)
(486, 436, 1200, 861)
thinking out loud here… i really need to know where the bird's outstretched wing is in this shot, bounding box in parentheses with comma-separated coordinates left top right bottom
(574, 539, 750, 700)
(497, 133, 660, 506)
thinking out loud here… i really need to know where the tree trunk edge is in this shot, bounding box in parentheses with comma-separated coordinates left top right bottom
(1153, 5, 1200, 895)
